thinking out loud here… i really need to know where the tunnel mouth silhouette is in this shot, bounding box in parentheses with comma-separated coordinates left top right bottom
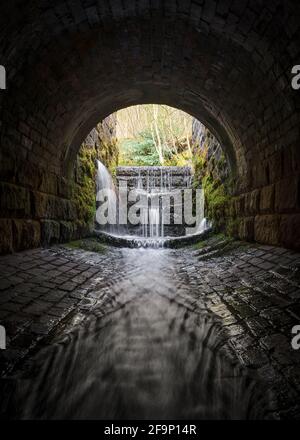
(90, 104, 227, 246)
(67, 98, 237, 179)
(1, 0, 300, 423)
(0, 1, 299, 253)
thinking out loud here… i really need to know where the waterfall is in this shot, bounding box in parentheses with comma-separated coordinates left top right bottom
(95, 159, 118, 233)
(95, 163, 210, 244)
(96, 160, 115, 194)
(197, 218, 209, 234)
(138, 168, 174, 239)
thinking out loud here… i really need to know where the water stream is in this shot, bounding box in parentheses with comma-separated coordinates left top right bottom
(2, 247, 271, 420)
(95, 161, 209, 246)
(0, 163, 272, 419)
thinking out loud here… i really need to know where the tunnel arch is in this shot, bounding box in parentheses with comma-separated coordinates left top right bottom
(0, 0, 299, 252)
(66, 96, 238, 179)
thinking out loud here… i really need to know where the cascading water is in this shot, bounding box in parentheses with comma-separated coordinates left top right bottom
(95, 163, 210, 248)
(0, 164, 270, 421)
(96, 159, 115, 194)
(95, 159, 118, 234)
(137, 168, 174, 240)
(196, 218, 212, 234)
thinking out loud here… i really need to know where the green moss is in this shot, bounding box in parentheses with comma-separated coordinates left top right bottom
(215, 233, 226, 240)
(72, 138, 119, 229)
(65, 238, 107, 253)
(202, 175, 231, 228)
(192, 239, 208, 250)
(192, 149, 207, 189)
(165, 150, 192, 166)
(98, 139, 119, 176)
(225, 217, 241, 238)
(72, 146, 97, 226)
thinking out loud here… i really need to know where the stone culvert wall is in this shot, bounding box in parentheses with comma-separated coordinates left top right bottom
(0, 1, 300, 252)
(192, 119, 230, 184)
(84, 114, 118, 175)
(192, 120, 231, 233)
(0, 116, 117, 254)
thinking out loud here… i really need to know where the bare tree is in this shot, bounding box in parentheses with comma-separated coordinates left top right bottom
(115, 104, 193, 163)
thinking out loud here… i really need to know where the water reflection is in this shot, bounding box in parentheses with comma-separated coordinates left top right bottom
(2, 249, 270, 419)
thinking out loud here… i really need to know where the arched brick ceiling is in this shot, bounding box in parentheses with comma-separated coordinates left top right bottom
(0, 0, 299, 192)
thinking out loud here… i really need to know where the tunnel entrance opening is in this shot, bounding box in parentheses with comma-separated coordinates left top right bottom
(74, 104, 229, 247)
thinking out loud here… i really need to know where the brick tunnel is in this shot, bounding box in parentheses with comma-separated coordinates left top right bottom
(1, 0, 300, 422)
(0, 0, 300, 253)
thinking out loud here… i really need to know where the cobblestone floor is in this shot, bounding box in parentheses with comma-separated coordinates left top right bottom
(0, 236, 300, 419)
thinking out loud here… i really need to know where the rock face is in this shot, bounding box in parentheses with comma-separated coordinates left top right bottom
(83, 115, 118, 173)
(191, 119, 231, 233)
(192, 120, 229, 183)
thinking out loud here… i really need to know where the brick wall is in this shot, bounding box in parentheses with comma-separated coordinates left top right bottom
(0, 0, 299, 252)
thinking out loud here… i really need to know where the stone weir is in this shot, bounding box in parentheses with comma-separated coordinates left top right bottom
(116, 166, 192, 190)
(115, 166, 193, 237)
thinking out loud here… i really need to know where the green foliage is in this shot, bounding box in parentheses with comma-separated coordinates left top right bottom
(165, 150, 192, 166)
(119, 129, 193, 166)
(119, 130, 161, 166)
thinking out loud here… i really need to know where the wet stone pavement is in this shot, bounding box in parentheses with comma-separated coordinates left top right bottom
(0, 236, 300, 419)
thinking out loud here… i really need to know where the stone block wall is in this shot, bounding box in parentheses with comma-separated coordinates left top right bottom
(116, 166, 192, 190)
(230, 168, 300, 249)
(0, 169, 82, 254)
(0, 116, 118, 254)
(192, 119, 229, 183)
(192, 114, 300, 251)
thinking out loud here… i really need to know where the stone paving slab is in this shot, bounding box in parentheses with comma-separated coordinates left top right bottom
(0, 245, 111, 376)
(0, 237, 300, 418)
(178, 238, 300, 418)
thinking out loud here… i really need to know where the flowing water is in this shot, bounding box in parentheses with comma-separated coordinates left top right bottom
(96, 160, 118, 234)
(95, 161, 207, 244)
(137, 168, 170, 239)
(135, 167, 196, 240)
(2, 247, 271, 420)
(1, 165, 270, 419)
